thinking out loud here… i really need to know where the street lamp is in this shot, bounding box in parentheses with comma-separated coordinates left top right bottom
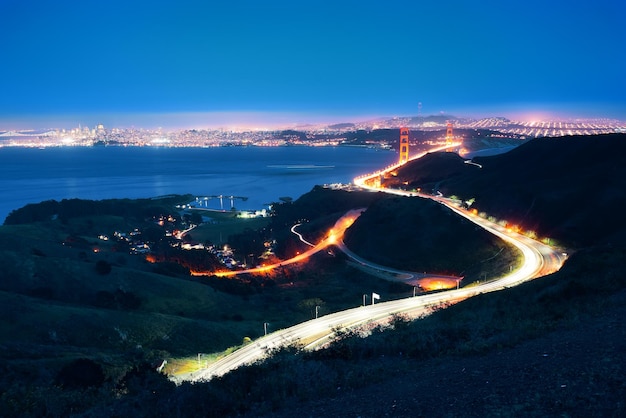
(263, 322, 269, 336)
(362, 294, 367, 306)
(315, 305, 320, 319)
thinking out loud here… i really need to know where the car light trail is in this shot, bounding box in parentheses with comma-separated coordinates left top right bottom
(174, 145, 566, 384)
(192, 209, 364, 277)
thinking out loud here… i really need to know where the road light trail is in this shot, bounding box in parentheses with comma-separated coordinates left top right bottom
(193, 209, 363, 277)
(175, 145, 566, 384)
(335, 239, 462, 287)
(175, 286, 470, 384)
(288, 211, 462, 288)
(353, 142, 462, 184)
(291, 223, 315, 247)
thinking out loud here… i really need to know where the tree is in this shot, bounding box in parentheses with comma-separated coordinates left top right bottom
(298, 298, 325, 318)
(56, 358, 105, 389)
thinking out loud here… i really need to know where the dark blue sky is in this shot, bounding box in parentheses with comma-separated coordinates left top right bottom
(1, 0, 625, 129)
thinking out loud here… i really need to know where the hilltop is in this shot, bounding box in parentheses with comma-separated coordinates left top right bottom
(343, 196, 519, 280)
(384, 133, 626, 247)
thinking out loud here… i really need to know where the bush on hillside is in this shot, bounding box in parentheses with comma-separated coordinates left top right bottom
(55, 358, 105, 389)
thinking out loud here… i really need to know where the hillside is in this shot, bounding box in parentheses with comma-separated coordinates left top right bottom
(0, 212, 299, 362)
(343, 196, 519, 280)
(62, 244, 626, 417)
(1, 187, 519, 415)
(240, 244, 626, 418)
(268, 186, 388, 256)
(1, 134, 625, 416)
(385, 133, 626, 247)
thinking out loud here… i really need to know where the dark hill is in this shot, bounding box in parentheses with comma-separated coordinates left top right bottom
(269, 186, 389, 256)
(390, 151, 470, 186)
(343, 196, 518, 279)
(386, 133, 626, 247)
(271, 187, 518, 280)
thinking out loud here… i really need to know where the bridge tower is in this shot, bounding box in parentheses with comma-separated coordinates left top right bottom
(445, 121, 454, 151)
(399, 127, 409, 164)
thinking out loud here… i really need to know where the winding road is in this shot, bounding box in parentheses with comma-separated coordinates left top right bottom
(174, 145, 566, 384)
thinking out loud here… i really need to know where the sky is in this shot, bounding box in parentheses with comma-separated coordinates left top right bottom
(1, 0, 625, 129)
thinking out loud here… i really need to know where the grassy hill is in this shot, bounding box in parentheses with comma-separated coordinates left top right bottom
(1, 190, 454, 415)
(0, 217, 294, 364)
(51, 243, 626, 417)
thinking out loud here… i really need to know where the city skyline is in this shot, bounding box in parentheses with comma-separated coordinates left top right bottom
(1, 0, 625, 130)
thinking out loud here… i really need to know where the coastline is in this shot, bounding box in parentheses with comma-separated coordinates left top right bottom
(0, 146, 396, 224)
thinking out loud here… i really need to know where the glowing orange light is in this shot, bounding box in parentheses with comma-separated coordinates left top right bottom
(200, 210, 363, 279)
(418, 277, 458, 292)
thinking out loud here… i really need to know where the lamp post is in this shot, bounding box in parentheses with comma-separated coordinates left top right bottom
(362, 294, 367, 306)
(315, 305, 320, 319)
(263, 322, 269, 336)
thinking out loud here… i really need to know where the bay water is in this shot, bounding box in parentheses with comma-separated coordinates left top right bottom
(0, 146, 396, 223)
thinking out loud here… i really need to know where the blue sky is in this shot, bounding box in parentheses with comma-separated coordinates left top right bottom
(1, 0, 625, 129)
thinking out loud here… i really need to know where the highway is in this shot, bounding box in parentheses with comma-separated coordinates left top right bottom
(174, 145, 566, 384)
(173, 289, 467, 384)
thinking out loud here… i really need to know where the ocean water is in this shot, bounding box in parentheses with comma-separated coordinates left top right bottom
(0, 146, 396, 223)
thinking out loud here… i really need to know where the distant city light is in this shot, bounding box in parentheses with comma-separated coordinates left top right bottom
(0, 115, 624, 149)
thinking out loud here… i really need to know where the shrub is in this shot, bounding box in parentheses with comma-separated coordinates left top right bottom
(55, 358, 105, 389)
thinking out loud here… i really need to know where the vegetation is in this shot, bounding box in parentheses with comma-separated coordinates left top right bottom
(4, 244, 621, 417)
(1, 135, 625, 416)
(190, 216, 271, 248)
(268, 186, 388, 257)
(386, 133, 626, 248)
(0, 192, 421, 416)
(4, 194, 194, 226)
(344, 195, 520, 280)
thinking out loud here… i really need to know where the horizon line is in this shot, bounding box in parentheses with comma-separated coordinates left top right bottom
(1, 108, 625, 132)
